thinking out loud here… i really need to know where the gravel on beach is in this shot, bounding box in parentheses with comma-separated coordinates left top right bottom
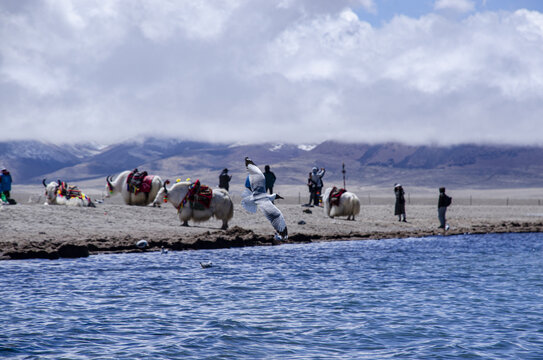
(2, 196, 543, 260)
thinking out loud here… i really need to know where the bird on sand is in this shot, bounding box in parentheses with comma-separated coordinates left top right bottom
(242, 157, 288, 241)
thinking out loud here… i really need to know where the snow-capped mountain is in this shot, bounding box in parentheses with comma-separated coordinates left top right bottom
(2, 138, 543, 188)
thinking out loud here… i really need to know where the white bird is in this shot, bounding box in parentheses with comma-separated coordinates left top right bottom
(200, 261, 212, 268)
(242, 157, 288, 240)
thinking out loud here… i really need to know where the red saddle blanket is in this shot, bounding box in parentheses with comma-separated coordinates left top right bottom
(182, 180, 213, 210)
(127, 171, 154, 194)
(329, 187, 347, 207)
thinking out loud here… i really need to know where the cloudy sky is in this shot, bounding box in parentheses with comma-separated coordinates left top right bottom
(2, 0, 543, 146)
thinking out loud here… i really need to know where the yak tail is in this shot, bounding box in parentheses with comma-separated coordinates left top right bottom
(215, 188, 234, 221)
(352, 196, 361, 215)
(226, 197, 234, 220)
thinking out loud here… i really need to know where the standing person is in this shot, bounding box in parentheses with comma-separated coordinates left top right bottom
(218, 168, 232, 192)
(0, 168, 11, 203)
(310, 167, 326, 207)
(264, 165, 276, 194)
(305, 172, 314, 206)
(438, 187, 452, 230)
(394, 184, 406, 222)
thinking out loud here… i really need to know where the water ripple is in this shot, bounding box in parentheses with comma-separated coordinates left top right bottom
(1, 233, 543, 359)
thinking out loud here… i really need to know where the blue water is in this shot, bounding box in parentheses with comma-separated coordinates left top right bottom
(2, 233, 543, 359)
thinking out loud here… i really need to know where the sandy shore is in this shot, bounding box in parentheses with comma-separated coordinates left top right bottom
(2, 187, 543, 260)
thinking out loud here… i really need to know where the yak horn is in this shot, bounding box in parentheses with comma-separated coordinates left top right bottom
(42, 178, 47, 187)
(163, 180, 170, 194)
(106, 175, 113, 187)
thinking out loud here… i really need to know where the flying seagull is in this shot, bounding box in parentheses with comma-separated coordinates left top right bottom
(242, 157, 288, 241)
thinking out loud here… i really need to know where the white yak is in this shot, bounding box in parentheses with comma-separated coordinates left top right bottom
(322, 187, 360, 220)
(42, 179, 96, 207)
(105, 170, 163, 206)
(154, 180, 233, 229)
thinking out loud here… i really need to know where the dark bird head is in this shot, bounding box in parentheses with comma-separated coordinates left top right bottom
(245, 157, 255, 167)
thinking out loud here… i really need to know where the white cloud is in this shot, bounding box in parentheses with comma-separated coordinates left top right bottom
(358, 0, 377, 15)
(263, 9, 543, 99)
(1, 1, 543, 146)
(136, 0, 242, 42)
(434, 0, 475, 13)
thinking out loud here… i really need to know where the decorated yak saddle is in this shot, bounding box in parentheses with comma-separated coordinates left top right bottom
(127, 169, 154, 194)
(180, 179, 213, 211)
(329, 187, 347, 207)
(58, 181, 87, 200)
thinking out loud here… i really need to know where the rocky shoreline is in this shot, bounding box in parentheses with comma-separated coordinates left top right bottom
(3, 198, 543, 260)
(3, 221, 542, 261)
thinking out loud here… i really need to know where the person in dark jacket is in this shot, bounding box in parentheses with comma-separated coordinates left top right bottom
(1, 168, 12, 202)
(263, 165, 276, 194)
(309, 167, 325, 206)
(438, 187, 452, 229)
(394, 183, 406, 222)
(218, 168, 232, 191)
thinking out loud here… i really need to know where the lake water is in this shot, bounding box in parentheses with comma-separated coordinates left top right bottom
(1, 233, 543, 359)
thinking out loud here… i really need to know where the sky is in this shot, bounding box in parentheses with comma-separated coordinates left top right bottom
(2, 0, 543, 146)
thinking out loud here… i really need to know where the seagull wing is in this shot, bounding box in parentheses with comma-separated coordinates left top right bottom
(246, 163, 266, 194)
(241, 188, 258, 213)
(255, 197, 287, 235)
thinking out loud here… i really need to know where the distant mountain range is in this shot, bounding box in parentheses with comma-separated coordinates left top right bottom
(1, 138, 543, 188)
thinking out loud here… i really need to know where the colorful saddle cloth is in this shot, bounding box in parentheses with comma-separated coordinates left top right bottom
(58, 182, 88, 200)
(127, 170, 153, 194)
(182, 180, 213, 211)
(329, 187, 347, 207)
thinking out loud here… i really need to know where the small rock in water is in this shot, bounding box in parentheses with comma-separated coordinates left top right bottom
(136, 239, 148, 249)
(200, 261, 212, 268)
(161, 246, 168, 254)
